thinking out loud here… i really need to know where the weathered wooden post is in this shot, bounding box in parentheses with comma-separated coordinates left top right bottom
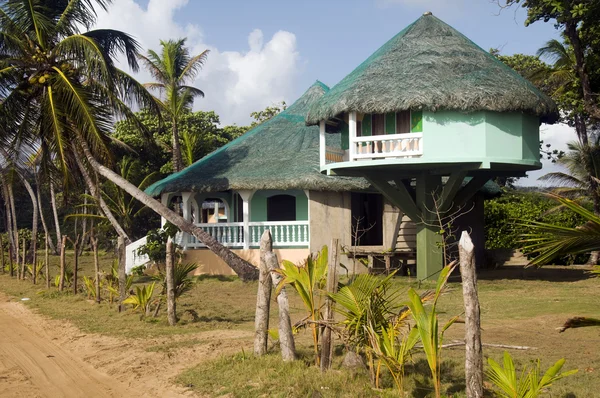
(91, 232, 100, 303)
(117, 235, 127, 312)
(254, 230, 273, 356)
(20, 236, 26, 279)
(59, 235, 67, 291)
(0, 233, 4, 274)
(459, 231, 483, 398)
(166, 237, 177, 325)
(70, 235, 80, 295)
(265, 251, 296, 361)
(45, 236, 50, 289)
(320, 238, 339, 371)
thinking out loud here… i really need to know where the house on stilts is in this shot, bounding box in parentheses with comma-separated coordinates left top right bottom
(131, 12, 556, 279)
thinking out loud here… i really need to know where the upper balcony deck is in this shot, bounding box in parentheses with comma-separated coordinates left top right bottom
(318, 110, 542, 179)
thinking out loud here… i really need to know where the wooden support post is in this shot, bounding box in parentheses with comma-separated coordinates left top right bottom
(0, 232, 4, 274)
(254, 230, 273, 356)
(70, 235, 79, 295)
(320, 238, 339, 371)
(59, 235, 66, 291)
(91, 232, 100, 303)
(45, 236, 50, 289)
(117, 236, 126, 312)
(20, 236, 26, 280)
(166, 237, 177, 325)
(459, 231, 483, 398)
(265, 251, 296, 361)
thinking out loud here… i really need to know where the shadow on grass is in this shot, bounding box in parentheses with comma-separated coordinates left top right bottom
(192, 274, 239, 282)
(475, 266, 594, 283)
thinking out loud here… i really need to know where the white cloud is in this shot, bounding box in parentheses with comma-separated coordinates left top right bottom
(93, 0, 300, 125)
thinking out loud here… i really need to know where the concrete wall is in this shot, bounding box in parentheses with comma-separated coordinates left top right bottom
(250, 189, 308, 222)
(184, 247, 310, 276)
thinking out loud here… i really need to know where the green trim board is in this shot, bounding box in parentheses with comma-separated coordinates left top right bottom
(385, 113, 395, 134)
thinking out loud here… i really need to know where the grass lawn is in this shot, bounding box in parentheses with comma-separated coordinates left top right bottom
(1, 252, 598, 397)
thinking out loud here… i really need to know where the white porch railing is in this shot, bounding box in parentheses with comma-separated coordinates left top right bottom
(185, 220, 309, 248)
(350, 133, 423, 161)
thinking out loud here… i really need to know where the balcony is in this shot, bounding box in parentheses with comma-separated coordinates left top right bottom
(182, 220, 310, 249)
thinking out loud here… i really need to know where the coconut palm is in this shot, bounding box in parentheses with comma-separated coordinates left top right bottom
(0, 0, 257, 281)
(139, 39, 209, 172)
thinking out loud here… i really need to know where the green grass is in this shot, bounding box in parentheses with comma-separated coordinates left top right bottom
(1, 253, 598, 397)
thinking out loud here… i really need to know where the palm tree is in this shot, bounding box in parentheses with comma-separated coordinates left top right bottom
(139, 39, 209, 172)
(0, 0, 257, 281)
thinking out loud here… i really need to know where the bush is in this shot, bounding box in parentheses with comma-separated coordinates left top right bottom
(485, 191, 588, 264)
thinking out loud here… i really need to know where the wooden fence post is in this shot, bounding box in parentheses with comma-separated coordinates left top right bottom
(320, 238, 339, 371)
(254, 230, 273, 356)
(265, 251, 296, 361)
(166, 237, 177, 325)
(459, 231, 483, 398)
(59, 235, 67, 291)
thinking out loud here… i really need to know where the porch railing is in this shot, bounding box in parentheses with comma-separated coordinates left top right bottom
(184, 220, 309, 249)
(349, 132, 423, 161)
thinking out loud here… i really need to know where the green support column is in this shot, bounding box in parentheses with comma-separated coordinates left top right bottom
(415, 175, 443, 280)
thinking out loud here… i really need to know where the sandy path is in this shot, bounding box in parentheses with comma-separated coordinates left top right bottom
(0, 293, 253, 398)
(0, 299, 134, 398)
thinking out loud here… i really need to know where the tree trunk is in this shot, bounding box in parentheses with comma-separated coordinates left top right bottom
(71, 236, 79, 295)
(79, 192, 88, 256)
(320, 238, 339, 371)
(79, 142, 258, 281)
(16, 172, 38, 267)
(117, 236, 127, 312)
(565, 21, 600, 121)
(59, 235, 67, 291)
(8, 183, 18, 266)
(90, 229, 101, 303)
(172, 116, 184, 173)
(0, 172, 16, 272)
(265, 251, 296, 362)
(45, 235, 50, 289)
(0, 233, 4, 274)
(20, 236, 26, 280)
(254, 230, 273, 356)
(36, 175, 56, 254)
(459, 231, 483, 398)
(50, 181, 62, 256)
(73, 148, 131, 244)
(166, 237, 177, 325)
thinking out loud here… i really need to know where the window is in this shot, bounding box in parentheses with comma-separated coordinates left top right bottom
(372, 113, 385, 135)
(267, 195, 296, 221)
(396, 111, 411, 134)
(351, 193, 383, 246)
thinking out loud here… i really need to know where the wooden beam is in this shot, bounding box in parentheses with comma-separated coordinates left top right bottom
(366, 177, 421, 222)
(453, 176, 489, 209)
(439, 170, 468, 213)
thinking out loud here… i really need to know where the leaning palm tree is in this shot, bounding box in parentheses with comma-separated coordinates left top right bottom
(139, 39, 209, 172)
(0, 0, 257, 281)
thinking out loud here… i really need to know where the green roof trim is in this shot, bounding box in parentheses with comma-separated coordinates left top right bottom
(306, 14, 558, 125)
(145, 81, 371, 197)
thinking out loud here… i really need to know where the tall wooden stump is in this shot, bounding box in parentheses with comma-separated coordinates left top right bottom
(320, 238, 339, 371)
(59, 235, 67, 291)
(265, 251, 296, 361)
(254, 230, 273, 356)
(459, 231, 483, 398)
(166, 237, 177, 325)
(117, 236, 127, 312)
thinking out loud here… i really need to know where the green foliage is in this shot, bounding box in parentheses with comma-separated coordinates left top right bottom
(83, 276, 97, 300)
(136, 224, 179, 265)
(130, 264, 146, 276)
(407, 262, 459, 398)
(521, 195, 600, 265)
(250, 101, 287, 127)
(123, 282, 156, 317)
(486, 351, 577, 398)
(485, 191, 587, 263)
(104, 260, 134, 304)
(156, 262, 199, 300)
(278, 246, 328, 365)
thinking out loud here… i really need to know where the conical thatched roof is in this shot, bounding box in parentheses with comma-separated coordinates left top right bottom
(306, 13, 558, 125)
(145, 82, 371, 197)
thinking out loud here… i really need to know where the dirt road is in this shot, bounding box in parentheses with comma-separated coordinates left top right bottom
(0, 292, 253, 398)
(0, 297, 135, 398)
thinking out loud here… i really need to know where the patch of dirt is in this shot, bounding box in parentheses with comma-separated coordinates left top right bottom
(0, 293, 253, 397)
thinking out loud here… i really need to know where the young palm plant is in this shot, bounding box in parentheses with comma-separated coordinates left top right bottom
(123, 282, 156, 319)
(407, 262, 459, 398)
(277, 246, 328, 366)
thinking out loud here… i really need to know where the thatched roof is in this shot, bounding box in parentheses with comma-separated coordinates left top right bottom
(145, 82, 371, 196)
(306, 13, 558, 125)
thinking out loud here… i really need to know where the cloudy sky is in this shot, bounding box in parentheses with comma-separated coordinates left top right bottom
(94, 0, 571, 185)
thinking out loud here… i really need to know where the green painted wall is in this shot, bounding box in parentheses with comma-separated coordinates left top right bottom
(422, 111, 486, 160)
(485, 112, 522, 159)
(296, 192, 309, 220)
(522, 114, 540, 162)
(250, 193, 267, 222)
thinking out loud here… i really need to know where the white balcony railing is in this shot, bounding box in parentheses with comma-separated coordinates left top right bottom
(184, 220, 310, 249)
(350, 132, 423, 161)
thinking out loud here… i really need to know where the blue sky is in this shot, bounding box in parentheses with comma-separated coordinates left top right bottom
(96, 0, 569, 185)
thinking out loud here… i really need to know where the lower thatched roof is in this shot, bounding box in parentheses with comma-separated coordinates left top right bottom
(145, 82, 371, 197)
(306, 13, 558, 125)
